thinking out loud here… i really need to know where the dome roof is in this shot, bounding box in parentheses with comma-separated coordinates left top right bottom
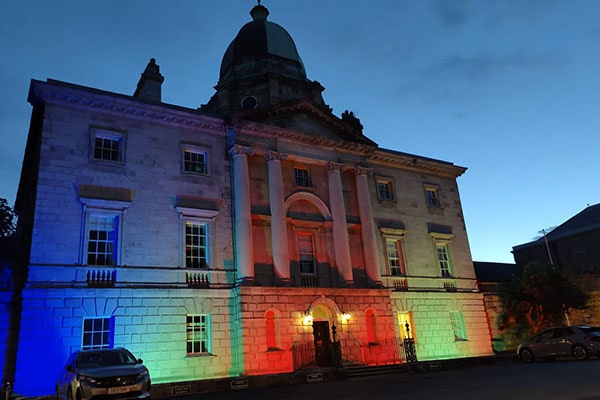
(219, 4, 306, 79)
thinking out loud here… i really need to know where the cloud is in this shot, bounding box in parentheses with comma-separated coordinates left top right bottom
(422, 50, 561, 82)
(431, 0, 470, 30)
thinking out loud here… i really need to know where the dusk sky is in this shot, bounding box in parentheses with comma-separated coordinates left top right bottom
(1, 0, 599, 263)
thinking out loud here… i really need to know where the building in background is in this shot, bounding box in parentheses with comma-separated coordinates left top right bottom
(512, 203, 600, 327)
(6, 4, 492, 395)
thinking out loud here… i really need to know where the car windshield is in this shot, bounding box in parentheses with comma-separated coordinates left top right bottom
(76, 350, 137, 368)
(580, 326, 600, 335)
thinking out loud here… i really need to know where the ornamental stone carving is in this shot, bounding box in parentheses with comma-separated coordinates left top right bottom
(229, 144, 255, 156)
(356, 166, 373, 176)
(327, 161, 344, 171)
(265, 150, 288, 161)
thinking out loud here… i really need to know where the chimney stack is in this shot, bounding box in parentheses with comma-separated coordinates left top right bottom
(134, 58, 164, 102)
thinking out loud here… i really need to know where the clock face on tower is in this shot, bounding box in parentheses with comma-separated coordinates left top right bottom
(241, 95, 258, 110)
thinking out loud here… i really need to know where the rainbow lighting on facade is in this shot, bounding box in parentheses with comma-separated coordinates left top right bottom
(3, 2, 494, 396)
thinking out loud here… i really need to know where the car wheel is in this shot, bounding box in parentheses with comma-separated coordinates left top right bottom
(520, 348, 534, 363)
(573, 344, 588, 360)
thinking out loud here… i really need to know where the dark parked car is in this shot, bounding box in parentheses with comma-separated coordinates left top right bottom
(56, 347, 151, 400)
(517, 326, 600, 363)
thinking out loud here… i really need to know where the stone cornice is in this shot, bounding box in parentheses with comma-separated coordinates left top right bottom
(368, 149, 467, 178)
(232, 120, 375, 154)
(28, 79, 467, 179)
(28, 79, 226, 132)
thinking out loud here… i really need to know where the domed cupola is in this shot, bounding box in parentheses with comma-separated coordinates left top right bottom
(202, 2, 327, 116)
(219, 3, 306, 80)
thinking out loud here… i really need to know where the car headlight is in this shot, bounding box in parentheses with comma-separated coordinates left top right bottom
(78, 374, 100, 385)
(136, 370, 149, 379)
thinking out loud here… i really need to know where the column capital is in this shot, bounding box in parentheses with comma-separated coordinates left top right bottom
(327, 161, 344, 171)
(265, 150, 288, 162)
(356, 166, 373, 176)
(229, 144, 254, 157)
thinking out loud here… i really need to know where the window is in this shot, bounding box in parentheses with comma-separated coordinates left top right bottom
(185, 221, 208, 269)
(436, 243, 452, 278)
(87, 214, 119, 266)
(398, 312, 416, 341)
(183, 147, 208, 175)
(376, 178, 395, 201)
(450, 311, 467, 341)
(425, 186, 441, 207)
(92, 131, 123, 163)
(297, 233, 316, 275)
(386, 239, 406, 276)
(294, 167, 311, 187)
(176, 203, 219, 270)
(265, 310, 280, 350)
(82, 317, 113, 350)
(186, 314, 211, 354)
(366, 309, 377, 344)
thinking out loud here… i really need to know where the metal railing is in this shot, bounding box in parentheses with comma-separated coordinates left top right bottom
(292, 336, 407, 369)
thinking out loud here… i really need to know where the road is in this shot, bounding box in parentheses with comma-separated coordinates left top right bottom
(174, 359, 600, 400)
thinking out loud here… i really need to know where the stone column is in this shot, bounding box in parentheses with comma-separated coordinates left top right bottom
(327, 162, 353, 284)
(266, 150, 290, 283)
(230, 145, 255, 283)
(355, 166, 382, 286)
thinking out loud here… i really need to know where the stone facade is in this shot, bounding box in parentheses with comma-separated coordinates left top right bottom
(6, 4, 493, 396)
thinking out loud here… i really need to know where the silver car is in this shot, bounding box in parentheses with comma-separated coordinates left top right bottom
(517, 326, 600, 363)
(56, 348, 151, 400)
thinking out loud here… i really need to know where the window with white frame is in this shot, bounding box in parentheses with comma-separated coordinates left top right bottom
(82, 316, 113, 350)
(450, 311, 468, 341)
(176, 204, 219, 270)
(186, 314, 211, 355)
(297, 233, 316, 275)
(436, 243, 452, 278)
(92, 130, 124, 163)
(86, 213, 119, 266)
(424, 185, 441, 207)
(185, 221, 209, 269)
(386, 238, 406, 276)
(183, 145, 208, 175)
(376, 177, 395, 201)
(294, 167, 311, 187)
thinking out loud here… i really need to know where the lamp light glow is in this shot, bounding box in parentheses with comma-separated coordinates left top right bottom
(341, 312, 351, 324)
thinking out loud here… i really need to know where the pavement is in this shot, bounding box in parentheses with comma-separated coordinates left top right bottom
(3, 352, 519, 400)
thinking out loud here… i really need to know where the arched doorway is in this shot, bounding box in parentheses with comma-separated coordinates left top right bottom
(312, 304, 334, 367)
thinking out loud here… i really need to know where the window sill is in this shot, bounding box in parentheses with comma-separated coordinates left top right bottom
(186, 352, 215, 358)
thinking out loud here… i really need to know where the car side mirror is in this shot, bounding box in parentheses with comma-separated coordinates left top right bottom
(137, 358, 143, 364)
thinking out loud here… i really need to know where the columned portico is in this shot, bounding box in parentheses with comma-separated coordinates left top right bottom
(327, 162, 353, 284)
(230, 144, 255, 283)
(355, 166, 382, 285)
(266, 150, 291, 283)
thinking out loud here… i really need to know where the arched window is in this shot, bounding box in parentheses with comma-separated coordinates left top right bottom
(265, 310, 279, 350)
(365, 309, 377, 344)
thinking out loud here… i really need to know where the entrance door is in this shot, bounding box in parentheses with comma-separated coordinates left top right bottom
(313, 321, 332, 367)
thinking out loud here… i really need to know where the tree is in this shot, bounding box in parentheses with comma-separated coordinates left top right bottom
(498, 263, 589, 336)
(0, 198, 16, 238)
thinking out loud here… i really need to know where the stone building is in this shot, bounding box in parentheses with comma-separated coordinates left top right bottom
(7, 4, 492, 396)
(512, 203, 600, 327)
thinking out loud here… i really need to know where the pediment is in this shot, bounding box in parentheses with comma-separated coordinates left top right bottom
(235, 100, 378, 146)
